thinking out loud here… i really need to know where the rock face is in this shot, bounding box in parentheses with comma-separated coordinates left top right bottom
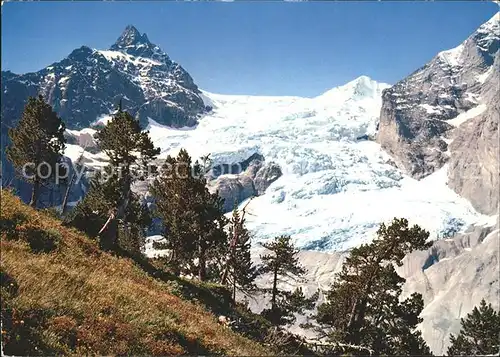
(253, 163, 283, 195)
(399, 223, 499, 355)
(208, 154, 282, 212)
(447, 100, 499, 215)
(210, 175, 256, 212)
(443, 16, 499, 215)
(377, 13, 499, 214)
(1, 25, 209, 130)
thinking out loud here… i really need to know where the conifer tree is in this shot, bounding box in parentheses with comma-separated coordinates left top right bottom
(95, 109, 159, 171)
(150, 149, 228, 280)
(95, 109, 158, 248)
(68, 168, 152, 254)
(226, 205, 259, 301)
(315, 218, 433, 355)
(69, 108, 159, 252)
(447, 299, 500, 356)
(260, 235, 318, 325)
(6, 95, 66, 207)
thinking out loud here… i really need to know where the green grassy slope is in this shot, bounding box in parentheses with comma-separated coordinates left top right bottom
(1, 190, 275, 356)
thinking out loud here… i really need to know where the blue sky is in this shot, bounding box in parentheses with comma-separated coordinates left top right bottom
(1, 2, 498, 96)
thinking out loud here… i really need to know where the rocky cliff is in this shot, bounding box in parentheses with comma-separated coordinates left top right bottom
(377, 13, 499, 215)
(207, 153, 283, 212)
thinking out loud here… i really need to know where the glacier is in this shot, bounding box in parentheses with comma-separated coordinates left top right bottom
(140, 75, 489, 252)
(65, 75, 489, 252)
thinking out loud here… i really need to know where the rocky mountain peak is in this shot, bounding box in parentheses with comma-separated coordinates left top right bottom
(478, 12, 499, 35)
(474, 12, 499, 63)
(67, 45, 94, 61)
(109, 25, 168, 62)
(111, 25, 152, 50)
(1, 23, 208, 133)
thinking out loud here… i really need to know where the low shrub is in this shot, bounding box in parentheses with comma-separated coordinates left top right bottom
(0, 212, 29, 240)
(41, 207, 62, 220)
(25, 227, 61, 254)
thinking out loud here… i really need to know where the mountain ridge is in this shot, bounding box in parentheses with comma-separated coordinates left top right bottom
(1, 25, 209, 131)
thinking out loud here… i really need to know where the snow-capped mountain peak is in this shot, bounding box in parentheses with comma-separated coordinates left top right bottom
(345, 74, 376, 89)
(316, 75, 390, 103)
(109, 25, 171, 64)
(475, 12, 499, 54)
(1, 25, 207, 131)
(342, 75, 388, 99)
(111, 25, 152, 50)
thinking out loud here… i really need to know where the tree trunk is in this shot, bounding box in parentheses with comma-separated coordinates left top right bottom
(30, 177, 40, 208)
(271, 265, 278, 310)
(103, 171, 131, 252)
(345, 241, 398, 344)
(61, 173, 75, 215)
(170, 250, 181, 276)
(232, 276, 237, 304)
(220, 198, 253, 285)
(98, 211, 117, 251)
(102, 218, 118, 251)
(30, 142, 42, 208)
(220, 223, 239, 285)
(198, 241, 207, 281)
(346, 297, 368, 345)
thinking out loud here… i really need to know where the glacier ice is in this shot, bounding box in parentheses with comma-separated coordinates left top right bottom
(137, 76, 491, 251)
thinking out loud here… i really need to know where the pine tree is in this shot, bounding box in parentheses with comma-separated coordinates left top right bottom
(226, 205, 259, 301)
(315, 218, 433, 355)
(68, 168, 151, 254)
(69, 109, 159, 252)
(447, 299, 500, 356)
(194, 181, 228, 281)
(95, 109, 159, 171)
(6, 95, 66, 207)
(260, 235, 318, 326)
(150, 149, 228, 280)
(95, 109, 158, 248)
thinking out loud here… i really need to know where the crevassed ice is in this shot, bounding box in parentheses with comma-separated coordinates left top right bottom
(146, 76, 488, 252)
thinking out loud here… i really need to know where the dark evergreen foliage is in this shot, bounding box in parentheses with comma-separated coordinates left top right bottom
(69, 170, 151, 253)
(315, 218, 433, 355)
(150, 149, 228, 280)
(447, 299, 500, 356)
(226, 205, 259, 301)
(68, 109, 158, 254)
(94, 109, 159, 170)
(259, 235, 318, 326)
(6, 95, 66, 207)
